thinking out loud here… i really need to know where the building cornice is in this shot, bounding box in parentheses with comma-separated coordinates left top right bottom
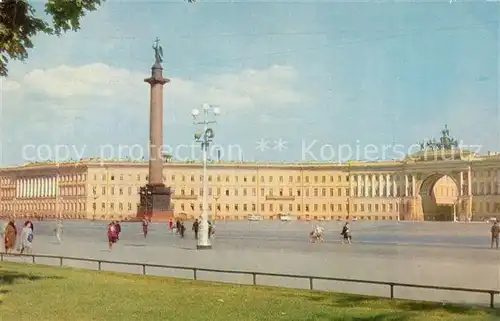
(1, 155, 500, 173)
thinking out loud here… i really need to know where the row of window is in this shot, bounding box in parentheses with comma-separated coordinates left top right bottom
(174, 202, 400, 213)
(176, 186, 412, 198)
(0, 202, 86, 212)
(93, 173, 354, 184)
(92, 202, 134, 212)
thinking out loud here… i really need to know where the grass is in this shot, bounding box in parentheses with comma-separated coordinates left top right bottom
(0, 262, 499, 321)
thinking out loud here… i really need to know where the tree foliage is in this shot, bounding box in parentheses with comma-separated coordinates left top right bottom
(0, 0, 194, 77)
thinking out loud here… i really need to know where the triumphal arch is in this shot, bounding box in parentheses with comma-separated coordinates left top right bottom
(397, 150, 473, 221)
(395, 126, 474, 221)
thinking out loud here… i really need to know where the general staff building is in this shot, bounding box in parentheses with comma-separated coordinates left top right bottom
(1, 151, 499, 221)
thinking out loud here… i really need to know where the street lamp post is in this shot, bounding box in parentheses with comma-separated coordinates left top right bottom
(192, 103, 220, 250)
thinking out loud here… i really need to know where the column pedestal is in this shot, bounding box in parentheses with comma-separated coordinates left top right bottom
(136, 184, 174, 222)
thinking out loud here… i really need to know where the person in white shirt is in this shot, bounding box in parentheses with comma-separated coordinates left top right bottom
(54, 220, 63, 243)
(20, 222, 34, 254)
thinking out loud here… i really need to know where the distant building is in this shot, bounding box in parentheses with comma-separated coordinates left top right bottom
(0, 152, 498, 221)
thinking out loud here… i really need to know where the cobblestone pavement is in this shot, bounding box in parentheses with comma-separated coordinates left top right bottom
(2, 220, 500, 306)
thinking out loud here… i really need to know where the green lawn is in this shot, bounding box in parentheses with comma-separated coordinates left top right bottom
(0, 261, 498, 321)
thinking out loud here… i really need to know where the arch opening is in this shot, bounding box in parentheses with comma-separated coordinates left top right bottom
(419, 173, 459, 221)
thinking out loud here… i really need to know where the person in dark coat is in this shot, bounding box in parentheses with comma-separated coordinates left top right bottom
(180, 221, 186, 238)
(192, 219, 199, 240)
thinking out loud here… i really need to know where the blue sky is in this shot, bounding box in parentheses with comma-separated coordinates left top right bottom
(0, 1, 498, 164)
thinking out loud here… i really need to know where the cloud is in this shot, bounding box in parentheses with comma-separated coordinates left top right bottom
(18, 63, 306, 110)
(0, 78, 21, 92)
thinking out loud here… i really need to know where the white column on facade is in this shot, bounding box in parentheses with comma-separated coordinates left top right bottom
(29, 178, 32, 198)
(50, 177, 56, 197)
(459, 171, 464, 196)
(24, 179, 28, 198)
(378, 174, 383, 197)
(411, 175, 416, 197)
(34, 178, 38, 198)
(42, 177, 46, 197)
(364, 174, 368, 197)
(16, 180, 20, 198)
(31, 178, 35, 198)
(392, 176, 397, 197)
(371, 175, 375, 197)
(50, 177, 54, 197)
(404, 175, 409, 197)
(357, 175, 361, 197)
(26, 179, 30, 198)
(386, 174, 390, 197)
(22, 179, 26, 198)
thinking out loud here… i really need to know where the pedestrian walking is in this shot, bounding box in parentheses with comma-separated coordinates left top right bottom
(54, 220, 63, 243)
(19, 222, 34, 254)
(3, 219, 17, 253)
(192, 219, 199, 240)
(142, 218, 149, 238)
(491, 221, 499, 249)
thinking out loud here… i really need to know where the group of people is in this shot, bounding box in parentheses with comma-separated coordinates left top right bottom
(166, 218, 215, 240)
(107, 220, 122, 250)
(2, 219, 35, 253)
(309, 222, 352, 244)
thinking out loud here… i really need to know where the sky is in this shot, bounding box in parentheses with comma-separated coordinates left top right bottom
(0, 1, 499, 165)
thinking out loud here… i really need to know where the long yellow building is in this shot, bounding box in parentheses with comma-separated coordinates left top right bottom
(0, 151, 499, 221)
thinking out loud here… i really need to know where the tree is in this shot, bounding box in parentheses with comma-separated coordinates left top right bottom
(0, 0, 194, 77)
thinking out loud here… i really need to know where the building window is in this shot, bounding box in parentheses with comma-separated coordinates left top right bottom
(101, 187, 106, 195)
(243, 188, 247, 196)
(128, 187, 132, 195)
(225, 204, 230, 211)
(120, 174, 123, 180)
(128, 203, 132, 211)
(243, 204, 248, 211)
(305, 204, 309, 212)
(279, 176, 283, 183)
(119, 188, 123, 195)
(119, 203, 123, 210)
(225, 189, 230, 196)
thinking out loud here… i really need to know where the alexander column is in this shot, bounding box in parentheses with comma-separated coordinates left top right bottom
(137, 37, 174, 222)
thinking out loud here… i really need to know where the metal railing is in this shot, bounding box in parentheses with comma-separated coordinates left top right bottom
(1, 252, 498, 308)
